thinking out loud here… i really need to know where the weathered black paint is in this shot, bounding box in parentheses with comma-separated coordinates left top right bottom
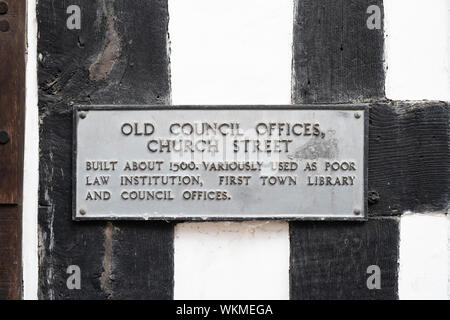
(291, 0, 400, 299)
(292, 0, 385, 104)
(290, 219, 399, 300)
(369, 102, 449, 216)
(38, 0, 173, 299)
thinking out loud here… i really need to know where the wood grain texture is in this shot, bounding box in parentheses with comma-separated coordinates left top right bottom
(292, 0, 385, 104)
(369, 102, 449, 216)
(38, 0, 173, 299)
(0, 0, 25, 299)
(0, 206, 23, 299)
(290, 0, 400, 299)
(290, 219, 399, 300)
(290, 101, 449, 298)
(0, 0, 26, 204)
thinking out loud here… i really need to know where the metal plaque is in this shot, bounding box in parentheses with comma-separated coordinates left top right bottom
(73, 105, 368, 221)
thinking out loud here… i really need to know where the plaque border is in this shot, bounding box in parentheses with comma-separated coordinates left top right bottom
(72, 105, 369, 221)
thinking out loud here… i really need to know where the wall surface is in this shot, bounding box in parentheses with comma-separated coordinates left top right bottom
(169, 0, 293, 300)
(384, 0, 450, 300)
(17, 0, 450, 299)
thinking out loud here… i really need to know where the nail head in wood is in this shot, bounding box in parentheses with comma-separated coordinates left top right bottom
(0, 19, 9, 32)
(0, 2, 8, 15)
(0, 130, 10, 144)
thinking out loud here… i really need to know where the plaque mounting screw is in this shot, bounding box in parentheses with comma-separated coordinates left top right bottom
(353, 209, 361, 215)
(79, 112, 87, 119)
(79, 209, 86, 216)
(354, 112, 361, 119)
(0, 130, 10, 145)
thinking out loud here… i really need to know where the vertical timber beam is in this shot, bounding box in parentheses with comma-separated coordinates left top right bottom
(37, 0, 173, 299)
(292, 0, 385, 104)
(0, 0, 26, 300)
(290, 0, 400, 299)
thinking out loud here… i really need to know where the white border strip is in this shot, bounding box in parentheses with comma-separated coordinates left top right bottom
(23, 0, 39, 300)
